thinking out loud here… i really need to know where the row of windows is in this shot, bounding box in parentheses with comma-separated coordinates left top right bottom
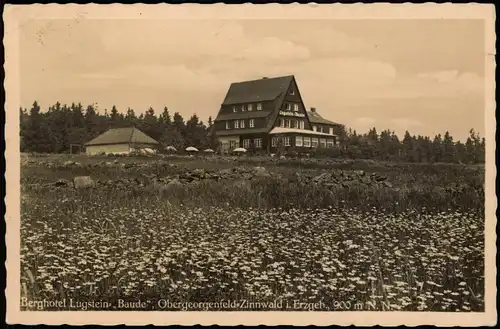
(277, 118, 305, 129)
(312, 125, 335, 135)
(231, 101, 299, 113)
(233, 103, 262, 113)
(226, 119, 255, 129)
(283, 103, 300, 112)
(242, 138, 262, 149)
(271, 136, 336, 148)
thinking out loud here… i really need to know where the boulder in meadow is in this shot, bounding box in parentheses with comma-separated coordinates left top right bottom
(73, 176, 95, 189)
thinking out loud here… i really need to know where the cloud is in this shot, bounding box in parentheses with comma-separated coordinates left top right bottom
(99, 20, 310, 65)
(356, 117, 376, 125)
(365, 70, 484, 100)
(417, 70, 459, 83)
(351, 117, 377, 132)
(390, 118, 423, 131)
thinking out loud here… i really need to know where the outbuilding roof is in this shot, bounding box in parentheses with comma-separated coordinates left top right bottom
(306, 110, 343, 126)
(84, 127, 159, 146)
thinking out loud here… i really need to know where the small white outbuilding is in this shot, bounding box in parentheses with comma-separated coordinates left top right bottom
(84, 127, 160, 155)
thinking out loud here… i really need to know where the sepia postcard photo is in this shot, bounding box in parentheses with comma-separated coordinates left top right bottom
(4, 3, 497, 326)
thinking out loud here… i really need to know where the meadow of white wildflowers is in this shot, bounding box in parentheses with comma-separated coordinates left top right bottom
(20, 155, 485, 312)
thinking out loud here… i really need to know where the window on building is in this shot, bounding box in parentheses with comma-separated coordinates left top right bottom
(279, 119, 284, 127)
(242, 104, 246, 111)
(248, 104, 253, 111)
(299, 121, 305, 129)
(312, 125, 317, 132)
(320, 138, 327, 148)
(283, 136, 291, 146)
(285, 103, 291, 111)
(254, 138, 262, 149)
(243, 139, 250, 149)
(295, 136, 303, 147)
(233, 105, 237, 113)
(272, 137, 278, 147)
(290, 89, 295, 95)
(285, 119, 291, 128)
(229, 140, 236, 149)
(226, 121, 230, 129)
(234, 120, 239, 129)
(312, 138, 319, 148)
(257, 103, 262, 111)
(293, 104, 299, 112)
(329, 127, 334, 135)
(327, 139, 334, 148)
(240, 120, 245, 128)
(303, 137, 311, 147)
(249, 119, 255, 128)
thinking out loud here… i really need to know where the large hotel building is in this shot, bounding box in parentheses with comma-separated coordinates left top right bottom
(211, 75, 344, 153)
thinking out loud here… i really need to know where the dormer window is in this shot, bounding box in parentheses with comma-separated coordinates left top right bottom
(257, 103, 262, 111)
(285, 103, 291, 111)
(293, 104, 299, 112)
(233, 106, 237, 113)
(241, 104, 246, 111)
(248, 104, 253, 111)
(290, 89, 295, 95)
(226, 121, 230, 129)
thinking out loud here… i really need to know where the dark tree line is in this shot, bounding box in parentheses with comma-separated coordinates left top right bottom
(20, 101, 485, 164)
(20, 101, 218, 153)
(335, 127, 485, 164)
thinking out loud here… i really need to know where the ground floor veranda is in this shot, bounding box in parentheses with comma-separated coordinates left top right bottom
(218, 127, 339, 153)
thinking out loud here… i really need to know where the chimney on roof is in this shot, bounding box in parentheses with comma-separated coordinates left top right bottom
(310, 107, 316, 113)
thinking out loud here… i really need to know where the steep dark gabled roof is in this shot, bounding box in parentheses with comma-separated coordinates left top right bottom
(84, 127, 159, 146)
(222, 75, 294, 105)
(307, 110, 343, 126)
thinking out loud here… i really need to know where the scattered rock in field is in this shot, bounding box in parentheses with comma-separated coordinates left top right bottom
(313, 173, 330, 183)
(252, 166, 270, 178)
(362, 176, 372, 185)
(73, 176, 95, 189)
(54, 179, 71, 187)
(219, 168, 232, 175)
(165, 179, 183, 191)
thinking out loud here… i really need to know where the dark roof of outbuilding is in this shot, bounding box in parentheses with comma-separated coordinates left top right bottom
(221, 75, 294, 105)
(84, 127, 159, 146)
(306, 110, 343, 126)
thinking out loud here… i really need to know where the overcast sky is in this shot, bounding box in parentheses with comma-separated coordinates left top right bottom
(19, 18, 485, 140)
